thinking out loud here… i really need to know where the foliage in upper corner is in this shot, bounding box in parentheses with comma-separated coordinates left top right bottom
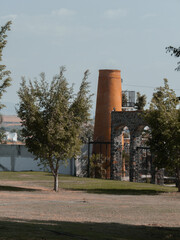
(135, 92, 147, 110)
(166, 46, 180, 71)
(144, 79, 180, 190)
(0, 21, 12, 110)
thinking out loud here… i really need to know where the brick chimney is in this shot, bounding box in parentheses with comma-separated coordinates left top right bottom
(93, 69, 122, 178)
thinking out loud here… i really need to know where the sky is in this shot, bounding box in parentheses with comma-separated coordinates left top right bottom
(0, 0, 180, 115)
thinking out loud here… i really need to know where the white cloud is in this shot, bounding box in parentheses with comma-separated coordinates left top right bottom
(1, 14, 18, 21)
(51, 8, 76, 17)
(104, 9, 127, 19)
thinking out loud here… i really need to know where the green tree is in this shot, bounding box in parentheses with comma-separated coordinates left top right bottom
(0, 127, 6, 143)
(79, 120, 94, 144)
(0, 21, 12, 110)
(0, 21, 12, 142)
(135, 92, 147, 110)
(144, 79, 180, 191)
(166, 46, 180, 71)
(122, 92, 128, 107)
(17, 67, 92, 191)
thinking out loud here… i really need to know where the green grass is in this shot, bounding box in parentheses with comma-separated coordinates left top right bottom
(0, 171, 178, 195)
(0, 219, 180, 240)
(60, 176, 178, 195)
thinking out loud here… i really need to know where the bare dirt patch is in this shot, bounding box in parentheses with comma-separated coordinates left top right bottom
(0, 180, 179, 227)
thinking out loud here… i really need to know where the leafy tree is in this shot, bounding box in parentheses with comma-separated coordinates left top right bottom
(166, 46, 180, 71)
(79, 120, 94, 144)
(0, 21, 12, 110)
(17, 67, 92, 191)
(16, 129, 25, 142)
(135, 92, 147, 110)
(122, 92, 128, 107)
(0, 21, 12, 142)
(10, 128, 17, 133)
(0, 127, 6, 143)
(90, 154, 108, 179)
(144, 79, 180, 191)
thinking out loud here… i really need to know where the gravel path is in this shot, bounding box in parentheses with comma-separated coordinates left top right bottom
(0, 181, 179, 227)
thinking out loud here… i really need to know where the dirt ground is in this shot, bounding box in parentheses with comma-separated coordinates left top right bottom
(0, 180, 179, 228)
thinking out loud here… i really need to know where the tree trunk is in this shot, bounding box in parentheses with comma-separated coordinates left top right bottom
(177, 167, 180, 192)
(53, 173, 59, 192)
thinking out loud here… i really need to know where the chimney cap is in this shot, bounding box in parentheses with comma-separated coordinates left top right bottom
(99, 69, 121, 72)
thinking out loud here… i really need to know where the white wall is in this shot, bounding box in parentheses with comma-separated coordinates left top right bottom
(0, 145, 74, 175)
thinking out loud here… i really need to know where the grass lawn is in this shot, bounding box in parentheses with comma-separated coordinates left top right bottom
(0, 171, 177, 195)
(0, 219, 180, 240)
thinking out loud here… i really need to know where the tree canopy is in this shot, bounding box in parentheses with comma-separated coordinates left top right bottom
(0, 21, 12, 110)
(166, 46, 180, 71)
(144, 79, 180, 191)
(122, 92, 128, 107)
(17, 67, 92, 191)
(135, 92, 147, 110)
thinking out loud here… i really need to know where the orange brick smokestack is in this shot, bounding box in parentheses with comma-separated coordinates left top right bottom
(93, 69, 122, 178)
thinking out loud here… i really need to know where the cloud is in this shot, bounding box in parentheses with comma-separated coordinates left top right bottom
(51, 8, 76, 17)
(1, 14, 18, 21)
(104, 9, 127, 19)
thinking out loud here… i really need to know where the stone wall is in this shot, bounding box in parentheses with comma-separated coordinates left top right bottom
(111, 111, 148, 181)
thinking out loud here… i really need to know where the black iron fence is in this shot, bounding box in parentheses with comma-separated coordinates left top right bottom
(87, 139, 111, 179)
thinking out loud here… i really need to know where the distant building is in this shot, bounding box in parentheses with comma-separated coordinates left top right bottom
(5, 132, 17, 142)
(122, 90, 136, 111)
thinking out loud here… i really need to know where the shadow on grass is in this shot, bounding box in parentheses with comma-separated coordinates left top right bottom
(0, 218, 179, 240)
(0, 185, 40, 192)
(63, 188, 168, 195)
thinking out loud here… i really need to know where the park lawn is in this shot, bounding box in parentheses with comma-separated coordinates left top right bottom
(59, 175, 178, 195)
(0, 219, 180, 240)
(0, 171, 177, 195)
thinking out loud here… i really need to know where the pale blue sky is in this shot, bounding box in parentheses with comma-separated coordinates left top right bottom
(1, 0, 180, 115)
